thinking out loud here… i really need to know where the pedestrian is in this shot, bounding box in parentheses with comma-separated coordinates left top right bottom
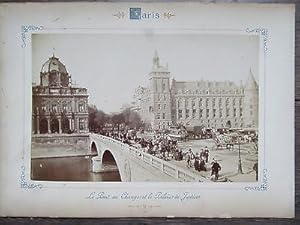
(186, 149, 194, 168)
(200, 149, 205, 160)
(194, 153, 200, 171)
(199, 159, 206, 172)
(253, 162, 258, 181)
(211, 159, 221, 181)
(204, 146, 209, 163)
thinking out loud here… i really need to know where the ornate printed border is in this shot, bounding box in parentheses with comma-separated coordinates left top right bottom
(246, 27, 269, 53)
(21, 25, 44, 48)
(20, 166, 43, 189)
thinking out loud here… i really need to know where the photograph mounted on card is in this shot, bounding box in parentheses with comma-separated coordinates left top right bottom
(0, 2, 295, 218)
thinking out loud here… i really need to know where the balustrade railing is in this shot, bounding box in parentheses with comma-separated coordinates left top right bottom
(91, 134, 209, 182)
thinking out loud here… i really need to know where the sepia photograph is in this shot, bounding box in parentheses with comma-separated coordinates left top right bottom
(31, 33, 259, 182)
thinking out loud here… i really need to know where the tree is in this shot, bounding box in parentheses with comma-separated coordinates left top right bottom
(88, 105, 97, 132)
(111, 113, 125, 132)
(121, 107, 144, 130)
(88, 105, 108, 132)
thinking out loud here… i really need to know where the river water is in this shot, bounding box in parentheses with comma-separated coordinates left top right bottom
(31, 156, 121, 182)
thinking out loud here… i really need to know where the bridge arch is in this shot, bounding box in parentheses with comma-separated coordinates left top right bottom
(90, 141, 98, 155)
(99, 149, 123, 180)
(89, 136, 130, 181)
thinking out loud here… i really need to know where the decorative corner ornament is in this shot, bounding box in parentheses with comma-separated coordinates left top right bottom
(21, 25, 44, 48)
(244, 169, 268, 191)
(113, 11, 125, 19)
(20, 166, 43, 189)
(163, 12, 175, 19)
(246, 27, 269, 52)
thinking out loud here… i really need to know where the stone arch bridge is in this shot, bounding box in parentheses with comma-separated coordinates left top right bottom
(89, 133, 209, 182)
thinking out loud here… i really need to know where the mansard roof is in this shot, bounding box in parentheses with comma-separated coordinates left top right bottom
(173, 80, 240, 91)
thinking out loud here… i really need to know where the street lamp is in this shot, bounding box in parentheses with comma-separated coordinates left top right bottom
(237, 136, 243, 174)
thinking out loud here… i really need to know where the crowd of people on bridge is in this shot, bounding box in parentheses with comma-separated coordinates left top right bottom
(103, 131, 222, 180)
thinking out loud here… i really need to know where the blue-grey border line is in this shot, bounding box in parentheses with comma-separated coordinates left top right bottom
(20, 26, 267, 191)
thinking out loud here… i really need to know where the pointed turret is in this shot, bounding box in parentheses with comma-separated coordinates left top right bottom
(243, 68, 259, 128)
(153, 50, 160, 69)
(245, 68, 258, 90)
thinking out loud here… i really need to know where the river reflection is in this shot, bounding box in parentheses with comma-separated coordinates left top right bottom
(31, 156, 121, 182)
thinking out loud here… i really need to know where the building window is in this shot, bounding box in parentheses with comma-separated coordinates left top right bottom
(192, 100, 195, 108)
(226, 108, 230, 117)
(157, 94, 161, 101)
(162, 113, 165, 119)
(200, 109, 203, 118)
(41, 106, 46, 112)
(149, 106, 153, 112)
(79, 118, 85, 130)
(206, 109, 209, 118)
(218, 98, 222, 107)
(212, 98, 216, 107)
(206, 99, 209, 107)
(213, 109, 216, 118)
(234, 108, 237, 117)
(239, 98, 242, 106)
(186, 109, 189, 118)
(199, 98, 202, 107)
(52, 104, 57, 113)
(226, 98, 229, 107)
(192, 109, 196, 119)
(240, 108, 243, 117)
(233, 98, 236, 105)
(158, 104, 161, 110)
(62, 104, 67, 111)
(79, 103, 84, 112)
(220, 108, 223, 118)
(156, 113, 160, 119)
(163, 104, 166, 110)
(162, 83, 166, 91)
(178, 110, 182, 119)
(163, 94, 166, 101)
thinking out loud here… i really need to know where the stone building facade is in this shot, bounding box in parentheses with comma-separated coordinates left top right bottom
(32, 55, 89, 134)
(134, 52, 259, 131)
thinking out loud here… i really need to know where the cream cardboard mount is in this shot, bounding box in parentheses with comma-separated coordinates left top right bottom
(0, 2, 295, 218)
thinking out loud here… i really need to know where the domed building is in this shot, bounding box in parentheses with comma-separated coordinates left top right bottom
(32, 55, 89, 134)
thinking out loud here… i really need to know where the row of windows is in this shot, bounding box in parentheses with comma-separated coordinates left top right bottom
(39, 102, 86, 113)
(176, 89, 244, 95)
(157, 104, 167, 110)
(177, 108, 243, 119)
(157, 94, 168, 101)
(177, 97, 243, 108)
(156, 113, 166, 120)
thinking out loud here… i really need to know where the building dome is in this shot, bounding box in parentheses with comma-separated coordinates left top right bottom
(41, 55, 68, 74)
(40, 55, 70, 87)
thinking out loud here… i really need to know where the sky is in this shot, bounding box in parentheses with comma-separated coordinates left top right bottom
(32, 33, 259, 113)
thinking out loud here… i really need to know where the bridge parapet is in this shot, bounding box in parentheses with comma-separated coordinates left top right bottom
(127, 145, 209, 182)
(90, 133, 210, 182)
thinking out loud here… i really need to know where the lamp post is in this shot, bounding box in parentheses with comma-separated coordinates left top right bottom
(237, 136, 243, 174)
